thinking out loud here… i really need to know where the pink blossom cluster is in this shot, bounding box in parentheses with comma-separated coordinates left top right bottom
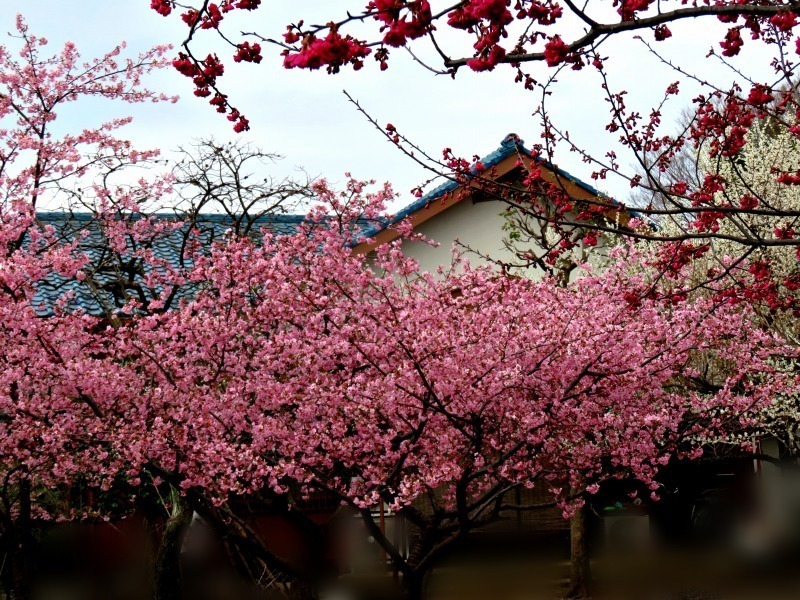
(55, 188, 786, 513)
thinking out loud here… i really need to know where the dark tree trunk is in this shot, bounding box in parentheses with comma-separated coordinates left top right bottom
(404, 572, 425, 600)
(288, 577, 319, 600)
(402, 530, 438, 600)
(8, 534, 30, 600)
(10, 481, 33, 600)
(565, 503, 592, 599)
(153, 490, 192, 600)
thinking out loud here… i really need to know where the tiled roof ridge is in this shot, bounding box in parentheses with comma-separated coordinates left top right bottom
(35, 212, 308, 224)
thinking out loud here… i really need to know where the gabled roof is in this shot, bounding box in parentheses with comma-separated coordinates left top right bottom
(354, 133, 634, 253)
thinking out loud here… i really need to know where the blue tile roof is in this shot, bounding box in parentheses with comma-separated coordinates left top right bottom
(31, 212, 308, 317)
(360, 133, 636, 239)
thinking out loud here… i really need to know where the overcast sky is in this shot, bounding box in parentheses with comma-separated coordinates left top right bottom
(2, 2, 779, 211)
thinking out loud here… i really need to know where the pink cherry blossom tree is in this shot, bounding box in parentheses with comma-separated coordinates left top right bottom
(0, 15, 181, 598)
(141, 14, 800, 592)
(99, 180, 793, 599)
(0, 17, 312, 599)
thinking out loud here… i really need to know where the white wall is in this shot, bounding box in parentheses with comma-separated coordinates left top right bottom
(398, 198, 541, 278)
(396, 197, 609, 282)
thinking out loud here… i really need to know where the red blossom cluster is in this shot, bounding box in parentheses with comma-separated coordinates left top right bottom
(172, 51, 223, 94)
(522, 1, 563, 25)
(720, 27, 745, 56)
(717, 7, 800, 57)
(175, 0, 260, 29)
(368, 0, 432, 47)
(615, 0, 655, 21)
(283, 28, 371, 72)
(170, 51, 249, 131)
(691, 94, 757, 158)
(654, 24, 672, 40)
(652, 242, 711, 277)
(543, 35, 569, 67)
(448, 0, 514, 71)
(233, 41, 262, 63)
(747, 84, 774, 106)
(448, 0, 514, 28)
(770, 10, 798, 31)
(150, 0, 172, 17)
(777, 170, 800, 185)
(151, 0, 263, 131)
